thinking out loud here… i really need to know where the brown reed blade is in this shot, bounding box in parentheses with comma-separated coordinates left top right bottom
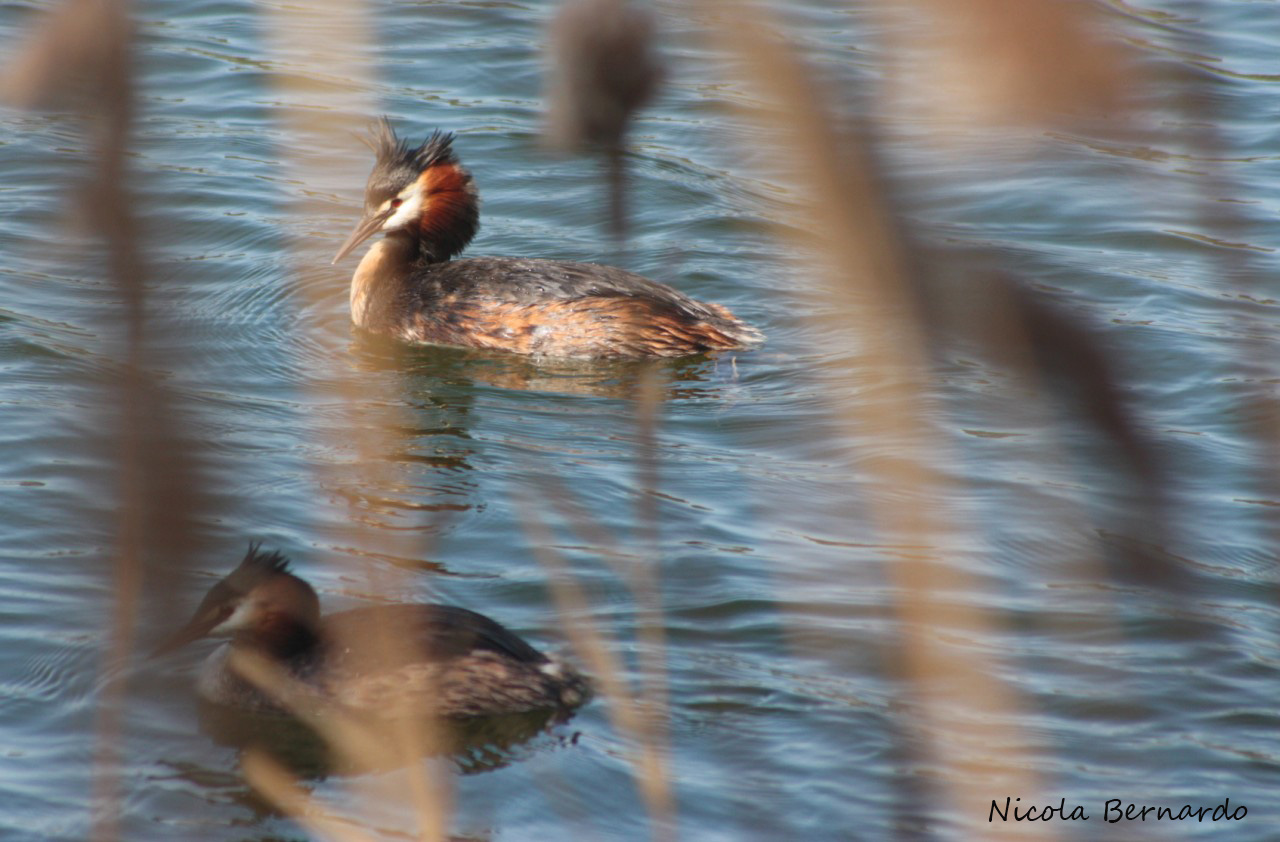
(518, 487, 675, 842)
(900, 0, 1132, 125)
(701, 3, 1059, 837)
(242, 750, 380, 842)
(2, 3, 212, 839)
(258, 0, 455, 835)
(231, 647, 453, 841)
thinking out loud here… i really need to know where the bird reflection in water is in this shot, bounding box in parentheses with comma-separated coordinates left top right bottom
(351, 328, 743, 401)
(196, 697, 579, 779)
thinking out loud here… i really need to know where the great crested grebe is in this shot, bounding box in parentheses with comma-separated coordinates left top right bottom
(331, 119, 763, 358)
(153, 545, 590, 718)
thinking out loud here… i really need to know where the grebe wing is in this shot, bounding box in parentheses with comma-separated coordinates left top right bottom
(402, 256, 759, 356)
(430, 257, 715, 310)
(322, 603, 549, 669)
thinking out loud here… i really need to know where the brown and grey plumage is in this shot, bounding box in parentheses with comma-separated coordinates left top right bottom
(153, 545, 590, 718)
(332, 119, 763, 358)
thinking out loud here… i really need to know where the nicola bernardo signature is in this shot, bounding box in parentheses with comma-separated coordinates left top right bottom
(990, 797, 1247, 824)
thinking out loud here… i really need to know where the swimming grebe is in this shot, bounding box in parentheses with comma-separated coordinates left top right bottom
(331, 119, 763, 358)
(153, 545, 590, 718)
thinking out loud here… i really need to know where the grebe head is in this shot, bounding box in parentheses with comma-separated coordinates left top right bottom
(153, 543, 321, 658)
(332, 118, 479, 265)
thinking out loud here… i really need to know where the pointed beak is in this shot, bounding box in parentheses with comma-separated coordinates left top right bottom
(332, 208, 394, 264)
(150, 609, 224, 659)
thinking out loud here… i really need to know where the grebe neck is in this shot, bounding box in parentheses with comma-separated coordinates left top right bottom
(351, 233, 417, 329)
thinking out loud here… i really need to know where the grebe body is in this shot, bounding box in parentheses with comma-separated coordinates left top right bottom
(154, 546, 589, 718)
(333, 120, 763, 358)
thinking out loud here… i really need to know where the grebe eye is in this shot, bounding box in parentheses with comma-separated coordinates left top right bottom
(390, 198, 403, 208)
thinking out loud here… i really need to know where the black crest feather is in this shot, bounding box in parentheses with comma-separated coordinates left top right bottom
(367, 117, 458, 174)
(227, 542, 293, 593)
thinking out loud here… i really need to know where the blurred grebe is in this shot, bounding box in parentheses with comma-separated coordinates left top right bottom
(153, 545, 590, 718)
(331, 119, 763, 358)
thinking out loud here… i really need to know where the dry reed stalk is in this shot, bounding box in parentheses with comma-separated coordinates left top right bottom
(702, 3, 1061, 837)
(520, 542, 675, 841)
(229, 650, 396, 772)
(242, 751, 381, 842)
(898, 0, 1129, 125)
(519, 375, 675, 840)
(891, 0, 1173, 576)
(4, 2, 211, 840)
(255, 0, 454, 836)
(1, 0, 128, 110)
(538, 9, 675, 834)
(626, 368, 673, 834)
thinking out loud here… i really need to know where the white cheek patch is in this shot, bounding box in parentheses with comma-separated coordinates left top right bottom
(210, 599, 257, 635)
(383, 187, 424, 230)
